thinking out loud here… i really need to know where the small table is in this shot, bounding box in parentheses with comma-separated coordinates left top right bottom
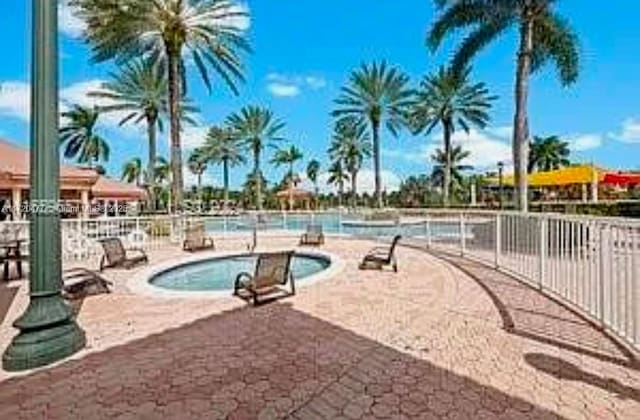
(0, 239, 26, 281)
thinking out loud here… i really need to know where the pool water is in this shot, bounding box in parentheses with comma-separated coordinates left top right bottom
(150, 254, 330, 291)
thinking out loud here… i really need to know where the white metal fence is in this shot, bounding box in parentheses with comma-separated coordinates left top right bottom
(1, 210, 638, 350)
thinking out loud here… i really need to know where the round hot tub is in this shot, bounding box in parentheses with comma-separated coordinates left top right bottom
(149, 252, 331, 292)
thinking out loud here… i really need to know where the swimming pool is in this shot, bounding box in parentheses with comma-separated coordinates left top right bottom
(150, 253, 331, 292)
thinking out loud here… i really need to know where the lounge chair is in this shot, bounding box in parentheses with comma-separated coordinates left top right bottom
(234, 251, 295, 305)
(359, 235, 402, 272)
(62, 268, 112, 299)
(183, 223, 215, 252)
(98, 237, 148, 272)
(299, 224, 325, 246)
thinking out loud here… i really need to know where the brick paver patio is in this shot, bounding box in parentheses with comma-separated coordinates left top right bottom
(1, 238, 639, 419)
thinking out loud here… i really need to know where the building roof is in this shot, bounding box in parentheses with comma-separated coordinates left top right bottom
(91, 176, 147, 200)
(0, 138, 99, 184)
(490, 165, 605, 187)
(276, 187, 313, 199)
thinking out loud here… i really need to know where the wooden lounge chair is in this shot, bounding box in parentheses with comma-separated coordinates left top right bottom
(299, 224, 325, 246)
(98, 237, 148, 272)
(183, 223, 215, 252)
(234, 251, 296, 305)
(359, 235, 402, 272)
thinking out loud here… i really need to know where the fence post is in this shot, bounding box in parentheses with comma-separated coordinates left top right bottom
(460, 213, 466, 257)
(494, 214, 502, 269)
(425, 216, 431, 250)
(538, 217, 547, 290)
(598, 223, 609, 324)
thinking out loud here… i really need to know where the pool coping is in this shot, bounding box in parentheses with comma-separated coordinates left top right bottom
(127, 248, 345, 299)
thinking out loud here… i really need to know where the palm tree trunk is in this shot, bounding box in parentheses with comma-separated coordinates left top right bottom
(146, 114, 157, 212)
(253, 144, 263, 211)
(223, 158, 230, 210)
(371, 118, 383, 208)
(338, 181, 344, 208)
(167, 50, 183, 213)
(443, 120, 453, 208)
(513, 16, 534, 212)
(351, 170, 358, 209)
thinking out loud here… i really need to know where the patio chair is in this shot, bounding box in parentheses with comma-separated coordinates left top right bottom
(359, 235, 402, 272)
(234, 251, 295, 305)
(62, 268, 113, 299)
(299, 224, 325, 246)
(183, 223, 215, 252)
(98, 237, 148, 272)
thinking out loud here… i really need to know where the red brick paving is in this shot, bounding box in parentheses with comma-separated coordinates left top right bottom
(0, 238, 639, 419)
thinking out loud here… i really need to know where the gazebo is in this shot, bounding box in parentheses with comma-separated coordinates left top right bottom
(276, 185, 313, 211)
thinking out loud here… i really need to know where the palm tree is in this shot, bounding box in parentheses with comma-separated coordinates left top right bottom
(74, 0, 251, 210)
(528, 135, 570, 172)
(188, 149, 208, 191)
(428, 0, 580, 211)
(307, 159, 321, 207)
(60, 105, 110, 167)
(122, 157, 143, 186)
(201, 125, 245, 207)
(272, 145, 304, 210)
(327, 160, 349, 208)
(411, 67, 495, 206)
(431, 146, 474, 197)
(329, 118, 372, 208)
(227, 106, 286, 210)
(333, 61, 413, 208)
(154, 157, 171, 185)
(90, 59, 196, 211)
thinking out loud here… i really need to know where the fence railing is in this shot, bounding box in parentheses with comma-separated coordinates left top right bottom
(1, 210, 638, 350)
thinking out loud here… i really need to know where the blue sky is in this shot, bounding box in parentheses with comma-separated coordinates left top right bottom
(0, 1, 639, 192)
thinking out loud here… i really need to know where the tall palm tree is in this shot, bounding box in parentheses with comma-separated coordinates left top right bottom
(60, 105, 110, 167)
(227, 106, 286, 210)
(528, 135, 570, 172)
(431, 145, 474, 195)
(202, 125, 245, 207)
(329, 118, 372, 208)
(307, 159, 321, 206)
(74, 0, 251, 210)
(327, 160, 349, 208)
(121, 157, 143, 186)
(333, 61, 413, 208)
(411, 67, 495, 206)
(90, 59, 196, 210)
(188, 148, 208, 191)
(428, 0, 580, 211)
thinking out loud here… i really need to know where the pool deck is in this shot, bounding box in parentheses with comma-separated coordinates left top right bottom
(0, 237, 639, 419)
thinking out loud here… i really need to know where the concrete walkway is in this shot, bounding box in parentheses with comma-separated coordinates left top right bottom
(0, 238, 638, 419)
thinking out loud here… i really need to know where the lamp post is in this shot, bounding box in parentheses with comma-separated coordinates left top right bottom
(3, 0, 85, 371)
(497, 161, 505, 210)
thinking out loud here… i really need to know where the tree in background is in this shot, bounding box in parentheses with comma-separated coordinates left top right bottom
(411, 67, 495, 207)
(306, 159, 321, 208)
(327, 160, 349, 208)
(428, 0, 580, 211)
(227, 106, 286, 210)
(333, 61, 413, 208)
(121, 157, 143, 186)
(431, 145, 474, 201)
(529, 135, 571, 172)
(60, 105, 110, 167)
(202, 125, 246, 208)
(188, 148, 208, 191)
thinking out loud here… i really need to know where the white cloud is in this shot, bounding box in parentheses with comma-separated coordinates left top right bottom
(385, 128, 512, 170)
(567, 134, 603, 151)
(181, 126, 210, 150)
(58, 0, 86, 38)
(611, 118, 640, 144)
(265, 73, 327, 98)
(267, 83, 301, 98)
(0, 82, 31, 120)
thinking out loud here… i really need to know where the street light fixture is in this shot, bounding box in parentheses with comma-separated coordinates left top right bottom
(3, 0, 85, 371)
(497, 161, 505, 210)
